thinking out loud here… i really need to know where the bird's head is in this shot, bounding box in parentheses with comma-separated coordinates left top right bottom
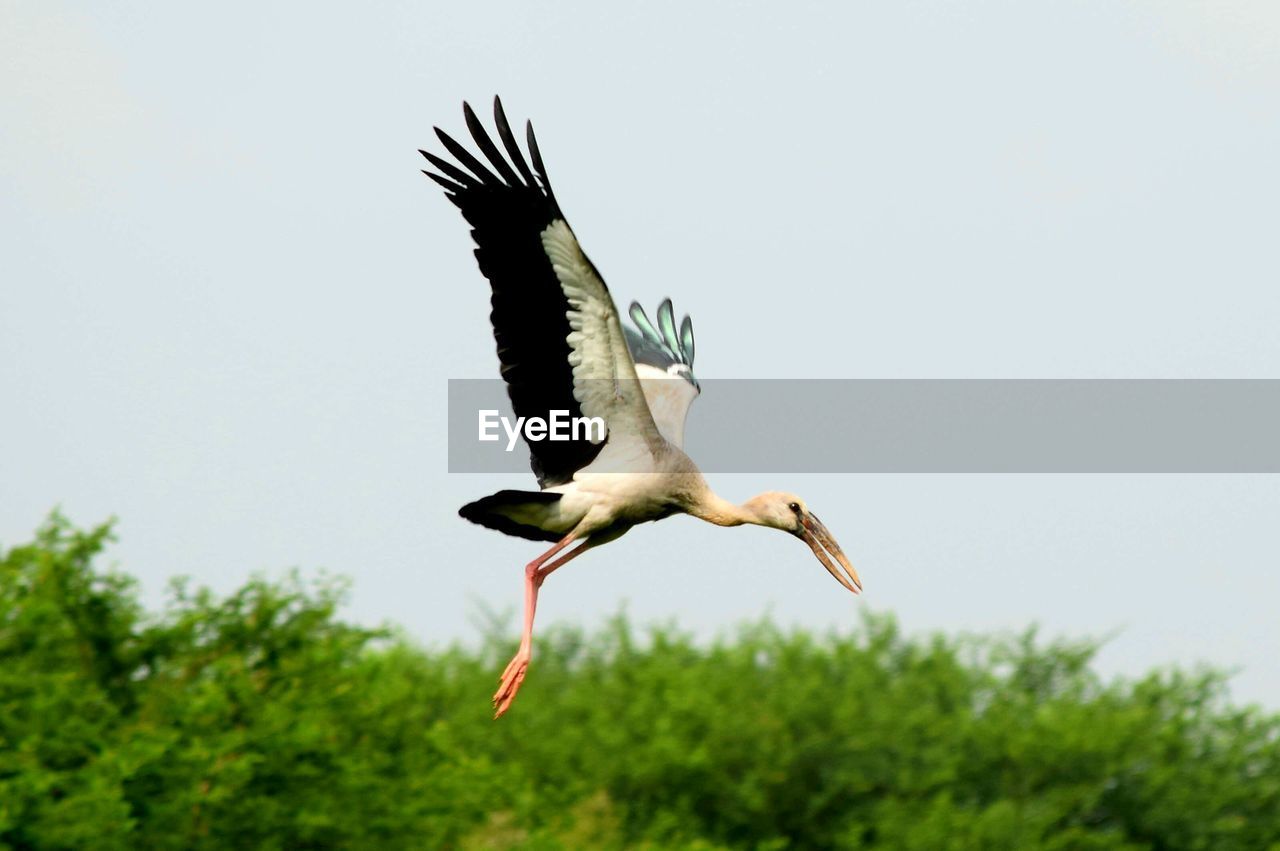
(743, 492, 862, 595)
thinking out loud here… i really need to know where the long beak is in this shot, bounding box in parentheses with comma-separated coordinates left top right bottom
(799, 513, 862, 595)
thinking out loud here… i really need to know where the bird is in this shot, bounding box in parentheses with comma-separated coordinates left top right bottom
(421, 97, 862, 718)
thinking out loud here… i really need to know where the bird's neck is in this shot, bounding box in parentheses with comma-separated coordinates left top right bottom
(687, 491, 760, 528)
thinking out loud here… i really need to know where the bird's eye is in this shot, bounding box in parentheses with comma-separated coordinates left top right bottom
(788, 502, 801, 513)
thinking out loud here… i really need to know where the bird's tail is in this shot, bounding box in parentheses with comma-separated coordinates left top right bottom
(458, 490, 567, 542)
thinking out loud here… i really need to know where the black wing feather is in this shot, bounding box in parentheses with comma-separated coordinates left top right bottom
(419, 149, 480, 188)
(425, 99, 605, 486)
(525, 120, 563, 216)
(464, 101, 523, 187)
(433, 126, 501, 186)
(422, 169, 466, 194)
(493, 96, 538, 188)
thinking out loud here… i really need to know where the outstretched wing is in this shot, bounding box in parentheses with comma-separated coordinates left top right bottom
(624, 299, 700, 448)
(422, 97, 663, 486)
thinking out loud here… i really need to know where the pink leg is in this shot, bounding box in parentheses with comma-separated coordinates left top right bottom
(493, 533, 595, 718)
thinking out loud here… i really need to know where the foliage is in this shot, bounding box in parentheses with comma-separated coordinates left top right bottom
(2, 514, 1278, 850)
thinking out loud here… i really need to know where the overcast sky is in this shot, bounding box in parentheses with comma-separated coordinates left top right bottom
(3, 1, 1278, 704)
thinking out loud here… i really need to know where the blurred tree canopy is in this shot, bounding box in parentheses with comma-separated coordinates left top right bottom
(1, 514, 1278, 850)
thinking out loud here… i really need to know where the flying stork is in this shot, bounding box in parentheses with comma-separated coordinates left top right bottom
(421, 98, 862, 718)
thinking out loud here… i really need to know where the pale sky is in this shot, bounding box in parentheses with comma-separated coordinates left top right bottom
(3, 1, 1278, 703)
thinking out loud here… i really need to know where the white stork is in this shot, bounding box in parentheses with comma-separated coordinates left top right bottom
(422, 98, 862, 718)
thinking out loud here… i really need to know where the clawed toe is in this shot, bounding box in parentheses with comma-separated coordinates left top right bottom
(493, 652, 530, 718)
(499, 653, 523, 683)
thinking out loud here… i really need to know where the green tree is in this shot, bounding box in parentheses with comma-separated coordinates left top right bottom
(2, 514, 1278, 849)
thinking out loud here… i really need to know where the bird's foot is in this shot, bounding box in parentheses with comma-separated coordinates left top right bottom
(493, 650, 530, 719)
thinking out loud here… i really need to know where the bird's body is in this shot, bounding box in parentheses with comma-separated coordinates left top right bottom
(423, 98, 861, 717)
